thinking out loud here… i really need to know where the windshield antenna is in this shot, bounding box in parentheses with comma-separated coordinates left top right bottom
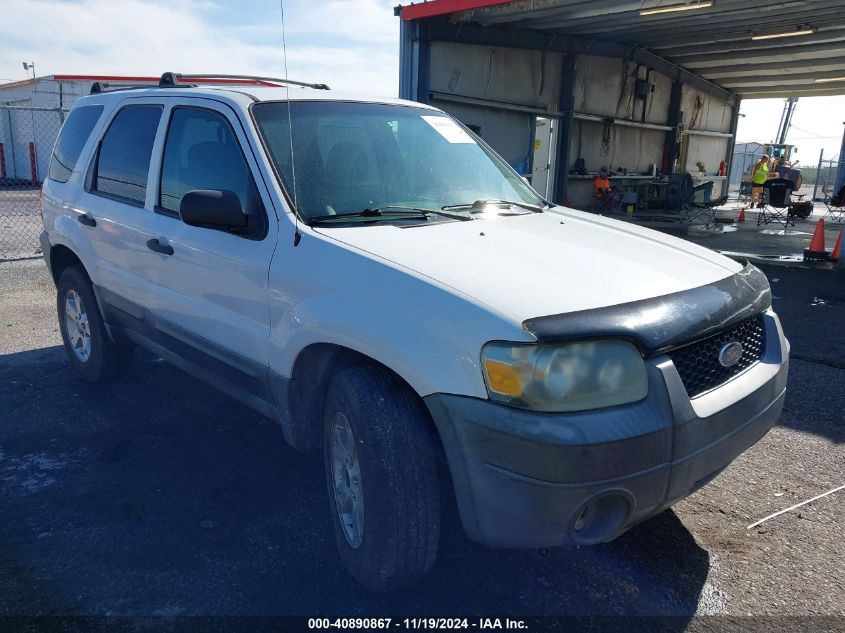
(280, 0, 301, 246)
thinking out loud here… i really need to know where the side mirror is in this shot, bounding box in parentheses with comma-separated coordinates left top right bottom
(180, 189, 247, 231)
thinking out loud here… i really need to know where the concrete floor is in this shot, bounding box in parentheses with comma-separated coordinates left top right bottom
(606, 200, 842, 264)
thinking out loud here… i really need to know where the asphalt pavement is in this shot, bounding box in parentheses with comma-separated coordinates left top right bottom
(0, 257, 842, 629)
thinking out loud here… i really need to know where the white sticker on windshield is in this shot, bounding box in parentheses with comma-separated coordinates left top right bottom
(421, 116, 476, 144)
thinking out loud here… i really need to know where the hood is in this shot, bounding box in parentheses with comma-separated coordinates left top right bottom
(314, 208, 743, 325)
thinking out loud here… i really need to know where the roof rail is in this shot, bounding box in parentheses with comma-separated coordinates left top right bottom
(159, 72, 330, 90)
(89, 73, 330, 96)
(89, 81, 192, 95)
(90, 81, 153, 95)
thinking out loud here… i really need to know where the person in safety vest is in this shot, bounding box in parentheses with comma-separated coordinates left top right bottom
(751, 154, 770, 208)
(593, 167, 613, 211)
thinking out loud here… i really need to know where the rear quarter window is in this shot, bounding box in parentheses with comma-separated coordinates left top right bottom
(48, 105, 104, 183)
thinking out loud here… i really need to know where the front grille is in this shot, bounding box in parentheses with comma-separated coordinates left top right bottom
(668, 315, 766, 398)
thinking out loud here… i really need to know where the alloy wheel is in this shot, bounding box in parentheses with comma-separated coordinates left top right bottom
(64, 289, 91, 362)
(330, 411, 365, 548)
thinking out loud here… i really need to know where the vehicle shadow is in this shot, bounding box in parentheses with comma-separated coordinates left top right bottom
(0, 346, 708, 624)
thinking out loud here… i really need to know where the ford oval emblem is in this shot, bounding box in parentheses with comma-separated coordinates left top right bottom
(718, 341, 744, 368)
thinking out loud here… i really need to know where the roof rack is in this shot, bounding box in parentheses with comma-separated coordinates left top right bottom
(159, 72, 330, 90)
(89, 81, 163, 95)
(89, 73, 330, 96)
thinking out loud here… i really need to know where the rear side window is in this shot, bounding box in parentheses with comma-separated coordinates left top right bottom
(93, 105, 162, 205)
(159, 107, 263, 218)
(49, 105, 103, 183)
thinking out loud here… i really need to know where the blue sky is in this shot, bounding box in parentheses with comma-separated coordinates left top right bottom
(0, 0, 402, 95)
(1, 0, 843, 161)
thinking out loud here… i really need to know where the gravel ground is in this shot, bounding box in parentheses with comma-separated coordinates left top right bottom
(0, 258, 843, 629)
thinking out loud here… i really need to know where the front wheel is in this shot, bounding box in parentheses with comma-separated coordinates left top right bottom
(323, 365, 441, 591)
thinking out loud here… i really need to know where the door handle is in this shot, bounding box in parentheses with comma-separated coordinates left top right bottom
(146, 238, 174, 256)
(77, 213, 97, 227)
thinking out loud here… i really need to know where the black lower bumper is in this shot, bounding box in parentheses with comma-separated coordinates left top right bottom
(424, 314, 788, 548)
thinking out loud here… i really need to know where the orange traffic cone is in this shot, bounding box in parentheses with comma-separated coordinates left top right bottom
(737, 208, 746, 223)
(831, 226, 843, 262)
(804, 218, 829, 262)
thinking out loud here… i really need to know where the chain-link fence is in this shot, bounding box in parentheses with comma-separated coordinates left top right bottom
(0, 104, 65, 259)
(811, 158, 845, 202)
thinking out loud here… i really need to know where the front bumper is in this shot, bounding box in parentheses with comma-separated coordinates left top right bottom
(424, 310, 789, 548)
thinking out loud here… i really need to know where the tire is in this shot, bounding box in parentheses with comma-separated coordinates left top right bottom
(323, 365, 441, 591)
(57, 265, 132, 383)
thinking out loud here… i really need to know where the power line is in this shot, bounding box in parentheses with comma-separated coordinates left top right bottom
(789, 125, 838, 139)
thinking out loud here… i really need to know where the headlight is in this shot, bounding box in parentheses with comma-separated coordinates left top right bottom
(481, 340, 648, 412)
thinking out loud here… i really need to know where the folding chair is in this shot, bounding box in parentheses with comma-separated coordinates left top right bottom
(685, 196, 728, 228)
(756, 178, 795, 228)
(683, 181, 721, 228)
(823, 184, 845, 223)
(737, 180, 753, 205)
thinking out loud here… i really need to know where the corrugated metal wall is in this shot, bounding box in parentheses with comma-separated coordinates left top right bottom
(419, 42, 736, 209)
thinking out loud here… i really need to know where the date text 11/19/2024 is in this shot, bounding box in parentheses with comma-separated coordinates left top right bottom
(307, 618, 528, 630)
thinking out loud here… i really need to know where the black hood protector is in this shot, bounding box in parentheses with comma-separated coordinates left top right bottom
(522, 262, 771, 355)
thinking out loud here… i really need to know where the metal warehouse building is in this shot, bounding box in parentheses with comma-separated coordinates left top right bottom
(0, 75, 161, 183)
(396, 0, 845, 210)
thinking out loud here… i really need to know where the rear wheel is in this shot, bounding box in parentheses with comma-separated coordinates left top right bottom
(323, 365, 441, 591)
(57, 265, 132, 382)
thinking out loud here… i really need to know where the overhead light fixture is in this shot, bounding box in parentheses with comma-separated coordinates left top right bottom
(751, 26, 815, 40)
(815, 76, 845, 84)
(639, 1, 713, 16)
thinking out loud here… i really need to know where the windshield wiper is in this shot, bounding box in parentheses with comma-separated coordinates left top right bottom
(308, 205, 472, 225)
(442, 199, 548, 213)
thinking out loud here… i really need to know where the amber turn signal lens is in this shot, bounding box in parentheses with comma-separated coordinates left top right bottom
(483, 359, 523, 397)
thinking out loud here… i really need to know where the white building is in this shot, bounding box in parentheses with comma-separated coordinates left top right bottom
(0, 75, 160, 183)
(730, 142, 765, 185)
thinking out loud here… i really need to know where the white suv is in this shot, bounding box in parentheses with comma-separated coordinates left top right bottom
(41, 73, 789, 591)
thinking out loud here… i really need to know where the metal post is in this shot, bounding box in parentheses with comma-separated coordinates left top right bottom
(28, 141, 37, 185)
(526, 115, 537, 179)
(663, 80, 683, 174)
(835, 122, 845, 195)
(5, 107, 16, 179)
(552, 53, 576, 205)
(812, 147, 824, 202)
(398, 20, 430, 104)
(415, 32, 431, 104)
(398, 18, 413, 100)
(722, 98, 741, 199)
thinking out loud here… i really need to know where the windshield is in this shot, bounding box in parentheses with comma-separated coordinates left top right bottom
(252, 101, 544, 221)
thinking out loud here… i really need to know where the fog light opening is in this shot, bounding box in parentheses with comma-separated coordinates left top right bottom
(569, 494, 630, 545)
